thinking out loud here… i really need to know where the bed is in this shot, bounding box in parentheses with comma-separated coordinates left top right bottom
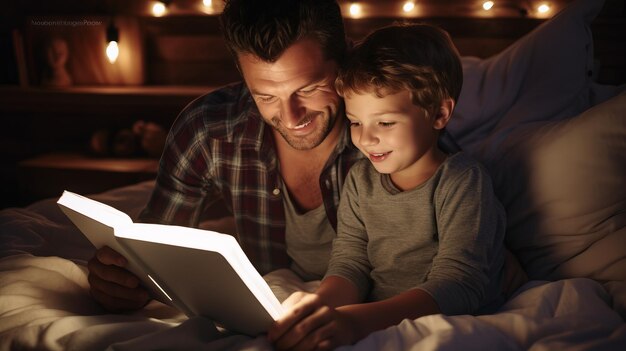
(1, 0, 625, 349)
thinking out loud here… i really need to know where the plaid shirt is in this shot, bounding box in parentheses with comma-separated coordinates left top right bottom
(139, 82, 363, 275)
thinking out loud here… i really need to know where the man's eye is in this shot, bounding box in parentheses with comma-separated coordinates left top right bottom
(379, 122, 395, 127)
(256, 96, 276, 103)
(349, 121, 361, 127)
(298, 87, 317, 96)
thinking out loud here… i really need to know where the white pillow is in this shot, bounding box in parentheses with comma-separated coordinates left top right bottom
(450, 0, 604, 153)
(487, 92, 626, 314)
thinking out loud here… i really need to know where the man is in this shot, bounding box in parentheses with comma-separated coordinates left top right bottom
(87, 0, 363, 311)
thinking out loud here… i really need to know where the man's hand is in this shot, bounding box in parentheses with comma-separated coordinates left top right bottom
(268, 291, 358, 351)
(87, 246, 151, 311)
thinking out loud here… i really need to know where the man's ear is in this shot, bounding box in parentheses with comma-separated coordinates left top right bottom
(433, 98, 455, 130)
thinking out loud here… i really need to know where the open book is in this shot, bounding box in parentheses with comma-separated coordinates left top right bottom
(57, 190, 284, 336)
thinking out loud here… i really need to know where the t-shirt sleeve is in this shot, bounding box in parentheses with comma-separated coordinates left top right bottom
(417, 164, 506, 315)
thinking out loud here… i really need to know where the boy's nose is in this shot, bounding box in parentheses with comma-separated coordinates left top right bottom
(359, 128, 379, 146)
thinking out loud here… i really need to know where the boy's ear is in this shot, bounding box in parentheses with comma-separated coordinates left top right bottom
(433, 98, 455, 130)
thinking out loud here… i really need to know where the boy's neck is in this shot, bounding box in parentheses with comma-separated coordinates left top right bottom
(390, 146, 448, 192)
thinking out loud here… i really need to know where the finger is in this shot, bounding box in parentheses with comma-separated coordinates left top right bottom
(275, 305, 334, 350)
(281, 291, 308, 310)
(90, 283, 148, 311)
(315, 338, 336, 351)
(269, 293, 321, 342)
(88, 271, 149, 303)
(310, 321, 341, 350)
(88, 256, 139, 288)
(96, 246, 128, 267)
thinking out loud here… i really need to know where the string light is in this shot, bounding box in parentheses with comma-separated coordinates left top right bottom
(402, 1, 415, 13)
(537, 3, 551, 13)
(349, 2, 362, 17)
(482, 1, 495, 11)
(152, 1, 168, 17)
(201, 0, 218, 14)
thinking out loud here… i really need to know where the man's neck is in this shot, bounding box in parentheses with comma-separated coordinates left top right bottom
(274, 117, 345, 211)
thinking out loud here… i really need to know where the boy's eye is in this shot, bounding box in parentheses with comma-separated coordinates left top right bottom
(349, 121, 361, 127)
(379, 122, 395, 127)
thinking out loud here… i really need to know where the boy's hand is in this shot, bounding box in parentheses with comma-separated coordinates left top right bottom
(268, 291, 357, 350)
(87, 246, 151, 311)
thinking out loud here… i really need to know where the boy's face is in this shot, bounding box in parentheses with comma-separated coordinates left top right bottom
(346, 90, 444, 179)
(238, 38, 342, 151)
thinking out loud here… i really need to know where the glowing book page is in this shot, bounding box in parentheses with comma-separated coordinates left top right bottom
(56, 191, 143, 277)
(115, 223, 284, 335)
(57, 190, 284, 336)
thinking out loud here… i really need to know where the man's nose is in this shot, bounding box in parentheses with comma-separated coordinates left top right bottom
(280, 97, 306, 128)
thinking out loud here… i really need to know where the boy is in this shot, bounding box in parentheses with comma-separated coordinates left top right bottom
(268, 23, 507, 349)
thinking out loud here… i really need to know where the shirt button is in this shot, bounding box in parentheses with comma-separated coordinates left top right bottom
(272, 188, 281, 196)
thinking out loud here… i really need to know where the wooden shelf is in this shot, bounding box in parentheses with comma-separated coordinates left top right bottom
(17, 152, 159, 204)
(0, 85, 216, 118)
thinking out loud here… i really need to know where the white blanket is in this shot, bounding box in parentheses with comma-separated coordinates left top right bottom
(1, 254, 624, 350)
(1, 181, 625, 350)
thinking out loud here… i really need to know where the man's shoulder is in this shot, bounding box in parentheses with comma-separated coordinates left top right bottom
(171, 82, 262, 142)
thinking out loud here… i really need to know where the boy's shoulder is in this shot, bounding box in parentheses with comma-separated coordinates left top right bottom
(344, 158, 381, 192)
(443, 152, 483, 171)
(439, 152, 491, 184)
(347, 158, 379, 179)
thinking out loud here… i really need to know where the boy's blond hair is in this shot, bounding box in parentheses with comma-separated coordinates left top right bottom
(336, 23, 462, 119)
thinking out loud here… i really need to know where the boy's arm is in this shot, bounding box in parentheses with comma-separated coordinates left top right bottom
(269, 282, 441, 350)
(421, 163, 507, 315)
(338, 288, 441, 341)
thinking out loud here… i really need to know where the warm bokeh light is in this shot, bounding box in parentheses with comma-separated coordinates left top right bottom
(106, 41, 119, 64)
(483, 1, 495, 11)
(349, 3, 362, 17)
(403, 1, 415, 13)
(537, 3, 551, 13)
(203, 0, 212, 7)
(152, 2, 167, 17)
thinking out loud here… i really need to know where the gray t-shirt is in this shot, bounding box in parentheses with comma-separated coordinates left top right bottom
(326, 152, 506, 315)
(282, 181, 335, 281)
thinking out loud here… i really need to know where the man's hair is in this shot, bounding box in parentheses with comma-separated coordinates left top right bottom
(220, 0, 346, 63)
(336, 23, 463, 118)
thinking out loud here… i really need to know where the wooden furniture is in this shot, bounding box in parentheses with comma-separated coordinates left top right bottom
(17, 153, 159, 204)
(0, 86, 214, 208)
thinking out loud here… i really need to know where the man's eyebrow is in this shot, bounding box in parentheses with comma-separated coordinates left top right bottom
(249, 89, 272, 96)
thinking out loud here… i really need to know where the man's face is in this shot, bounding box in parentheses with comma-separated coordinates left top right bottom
(238, 38, 342, 150)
